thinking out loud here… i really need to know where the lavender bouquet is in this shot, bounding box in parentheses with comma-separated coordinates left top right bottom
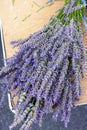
(0, 0, 87, 130)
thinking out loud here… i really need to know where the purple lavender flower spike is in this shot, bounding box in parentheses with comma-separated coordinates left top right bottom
(0, 0, 87, 130)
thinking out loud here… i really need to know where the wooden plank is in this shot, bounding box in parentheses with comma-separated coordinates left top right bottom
(0, 0, 87, 106)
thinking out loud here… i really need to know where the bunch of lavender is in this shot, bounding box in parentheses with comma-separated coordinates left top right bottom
(0, 0, 87, 130)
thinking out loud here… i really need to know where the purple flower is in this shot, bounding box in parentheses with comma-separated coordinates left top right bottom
(0, 1, 87, 130)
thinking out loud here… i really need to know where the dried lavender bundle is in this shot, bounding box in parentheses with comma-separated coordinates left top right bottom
(0, 0, 87, 130)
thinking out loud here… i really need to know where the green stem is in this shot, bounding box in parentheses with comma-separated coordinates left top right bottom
(49, 0, 85, 27)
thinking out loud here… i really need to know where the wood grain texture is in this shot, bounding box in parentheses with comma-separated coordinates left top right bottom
(0, 0, 87, 106)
